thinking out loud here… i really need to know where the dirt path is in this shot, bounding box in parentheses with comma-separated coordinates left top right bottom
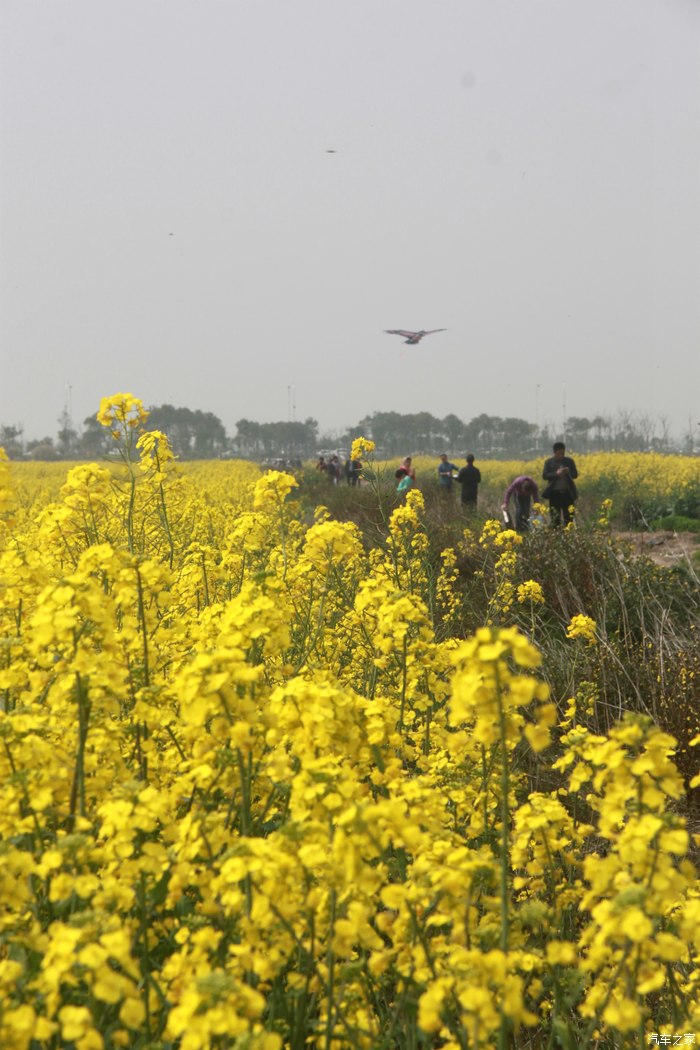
(614, 530, 699, 569)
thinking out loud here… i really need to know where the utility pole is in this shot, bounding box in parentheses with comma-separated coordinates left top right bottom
(58, 382, 75, 457)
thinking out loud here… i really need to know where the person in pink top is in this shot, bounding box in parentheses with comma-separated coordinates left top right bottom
(400, 456, 417, 483)
(501, 475, 539, 533)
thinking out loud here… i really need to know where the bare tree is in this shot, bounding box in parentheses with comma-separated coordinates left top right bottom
(657, 415, 672, 451)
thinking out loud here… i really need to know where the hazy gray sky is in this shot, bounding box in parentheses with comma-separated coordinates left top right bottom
(2, 0, 699, 443)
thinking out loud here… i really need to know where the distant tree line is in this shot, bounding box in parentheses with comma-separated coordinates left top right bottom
(233, 419, 320, 458)
(353, 410, 689, 457)
(0, 406, 229, 461)
(0, 405, 696, 461)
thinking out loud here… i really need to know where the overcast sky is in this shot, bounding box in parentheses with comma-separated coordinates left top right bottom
(1, 0, 699, 444)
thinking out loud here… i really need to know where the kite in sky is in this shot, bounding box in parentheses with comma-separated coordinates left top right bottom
(384, 329, 446, 345)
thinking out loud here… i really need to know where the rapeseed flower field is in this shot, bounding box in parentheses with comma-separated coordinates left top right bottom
(0, 396, 698, 1049)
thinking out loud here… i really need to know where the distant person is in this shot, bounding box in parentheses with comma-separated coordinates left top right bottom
(501, 475, 539, 533)
(344, 457, 353, 485)
(351, 458, 362, 487)
(395, 467, 413, 496)
(457, 454, 481, 510)
(400, 456, 417, 484)
(437, 453, 459, 495)
(542, 442, 578, 526)
(328, 454, 341, 485)
(316, 455, 327, 473)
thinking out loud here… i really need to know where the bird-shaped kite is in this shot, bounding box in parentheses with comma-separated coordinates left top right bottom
(385, 329, 446, 345)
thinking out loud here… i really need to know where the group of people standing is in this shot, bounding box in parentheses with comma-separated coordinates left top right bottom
(316, 453, 362, 486)
(434, 453, 482, 507)
(397, 453, 481, 506)
(396, 443, 579, 530)
(321, 443, 579, 530)
(394, 458, 415, 495)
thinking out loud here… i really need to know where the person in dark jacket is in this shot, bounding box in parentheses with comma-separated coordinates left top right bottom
(457, 454, 481, 510)
(327, 455, 341, 485)
(542, 442, 578, 526)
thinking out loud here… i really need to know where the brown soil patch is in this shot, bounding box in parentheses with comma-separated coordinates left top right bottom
(614, 530, 700, 568)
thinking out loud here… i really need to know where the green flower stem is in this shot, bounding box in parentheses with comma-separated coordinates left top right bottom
(325, 888, 337, 1050)
(135, 565, 150, 688)
(398, 634, 409, 732)
(155, 451, 175, 569)
(69, 672, 90, 828)
(138, 872, 153, 1040)
(494, 666, 511, 1050)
